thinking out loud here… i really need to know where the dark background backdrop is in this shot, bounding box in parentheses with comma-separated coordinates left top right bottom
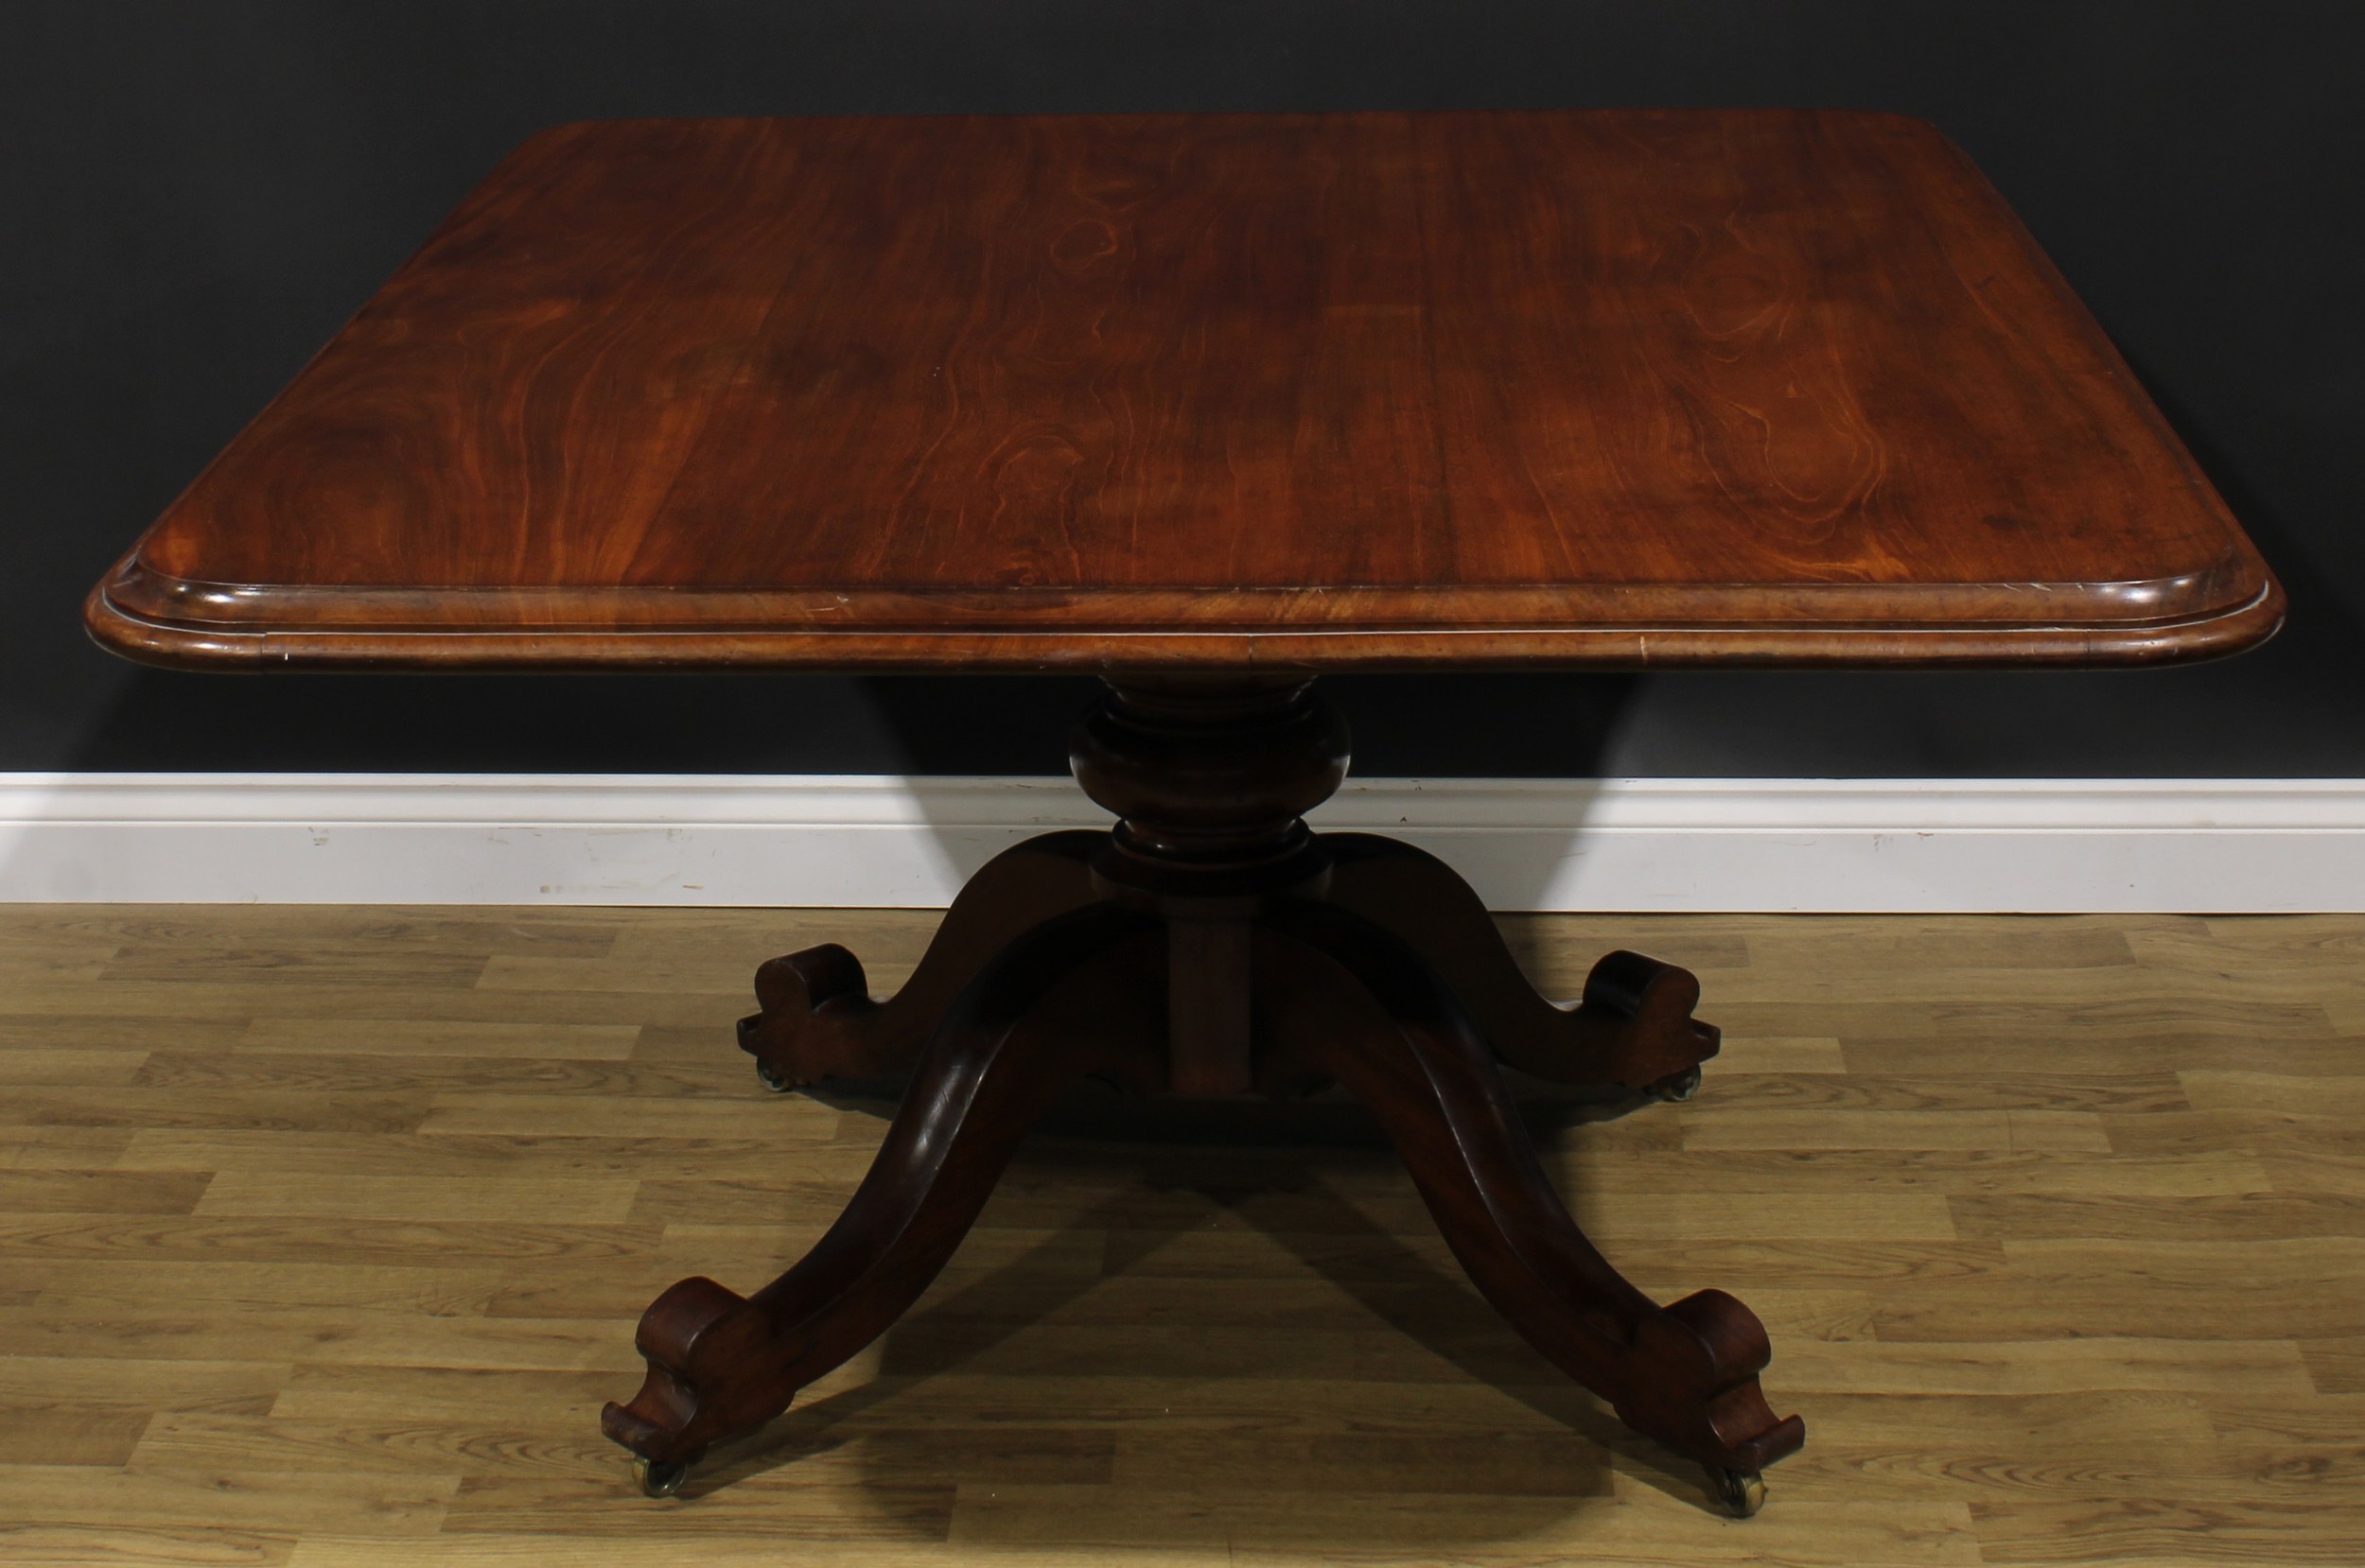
(9, 0, 2359, 778)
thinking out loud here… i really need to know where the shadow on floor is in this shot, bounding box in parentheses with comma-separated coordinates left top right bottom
(684, 1080, 1708, 1545)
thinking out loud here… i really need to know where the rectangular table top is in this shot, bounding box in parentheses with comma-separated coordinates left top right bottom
(87, 110, 2281, 671)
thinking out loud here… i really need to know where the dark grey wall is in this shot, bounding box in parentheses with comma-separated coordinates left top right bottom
(9, 1, 2360, 778)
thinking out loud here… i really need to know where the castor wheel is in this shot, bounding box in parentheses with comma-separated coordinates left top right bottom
(1706, 1464, 1765, 1517)
(1649, 1065, 1702, 1103)
(754, 1058, 799, 1094)
(633, 1455, 690, 1498)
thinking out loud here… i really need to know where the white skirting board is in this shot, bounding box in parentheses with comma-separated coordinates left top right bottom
(0, 774, 2360, 912)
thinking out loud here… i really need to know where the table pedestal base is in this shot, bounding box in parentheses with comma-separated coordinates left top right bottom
(601, 678, 1804, 1514)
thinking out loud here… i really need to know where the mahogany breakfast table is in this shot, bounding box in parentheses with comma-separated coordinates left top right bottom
(87, 110, 2283, 1517)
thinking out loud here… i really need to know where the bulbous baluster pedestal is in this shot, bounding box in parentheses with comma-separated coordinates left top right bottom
(604, 676, 1801, 1514)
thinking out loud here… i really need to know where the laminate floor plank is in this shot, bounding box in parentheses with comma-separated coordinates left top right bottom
(0, 1214, 662, 1267)
(232, 1020, 644, 1060)
(1550, 1147, 2276, 1197)
(1, 905, 2357, 1563)
(0, 1466, 456, 1538)
(0, 1524, 297, 1567)
(0, 1018, 248, 1054)
(191, 1173, 643, 1224)
(0, 1356, 290, 1411)
(134, 1054, 753, 1101)
(107, 1130, 809, 1179)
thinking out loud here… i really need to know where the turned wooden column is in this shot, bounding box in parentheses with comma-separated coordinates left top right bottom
(1070, 677, 1348, 1096)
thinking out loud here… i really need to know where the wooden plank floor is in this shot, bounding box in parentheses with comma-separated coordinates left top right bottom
(2, 905, 2360, 1565)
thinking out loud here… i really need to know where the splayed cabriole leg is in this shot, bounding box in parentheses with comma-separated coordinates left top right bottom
(1257, 900, 1805, 1491)
(737, 831, 1105, 1090)
(1322, 833, 1722, 1098)
(608, 675, 1801, 1513)
(604, 903, 1160, 1476)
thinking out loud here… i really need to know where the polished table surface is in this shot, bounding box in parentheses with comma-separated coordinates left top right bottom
(83, 111, 2284, 1515)
(87, 110, 2279, 672)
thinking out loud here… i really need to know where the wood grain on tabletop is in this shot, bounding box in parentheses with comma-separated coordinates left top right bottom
(2, 903, 2359, 1563)
(85, 111, 2279, 671)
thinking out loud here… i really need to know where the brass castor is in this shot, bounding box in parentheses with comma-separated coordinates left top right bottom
(634, 1455, 690, 1498)
(754, 1059, 799, 1094)
(1706, 1464, 1765, 1517)
(1649, 1065, 1703, 1103)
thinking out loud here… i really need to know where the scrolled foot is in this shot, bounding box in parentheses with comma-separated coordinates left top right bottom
(1549, 947, 1723, 1095)
(738, 832, 1104, 1091)
(601, 1275, 756, 1468)
(1621, 1288, 1807, 1478)
(1318, 836, 1721, 1093)
(607, 903, 1158, 1475)
(1707, 1465, 1765, 1518)
(1648, 1065, 1702, 1103)
(634, 1455, 690, 1499)
(1256, 901, 1802, 1487)
(738, 942, 876, 1089)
